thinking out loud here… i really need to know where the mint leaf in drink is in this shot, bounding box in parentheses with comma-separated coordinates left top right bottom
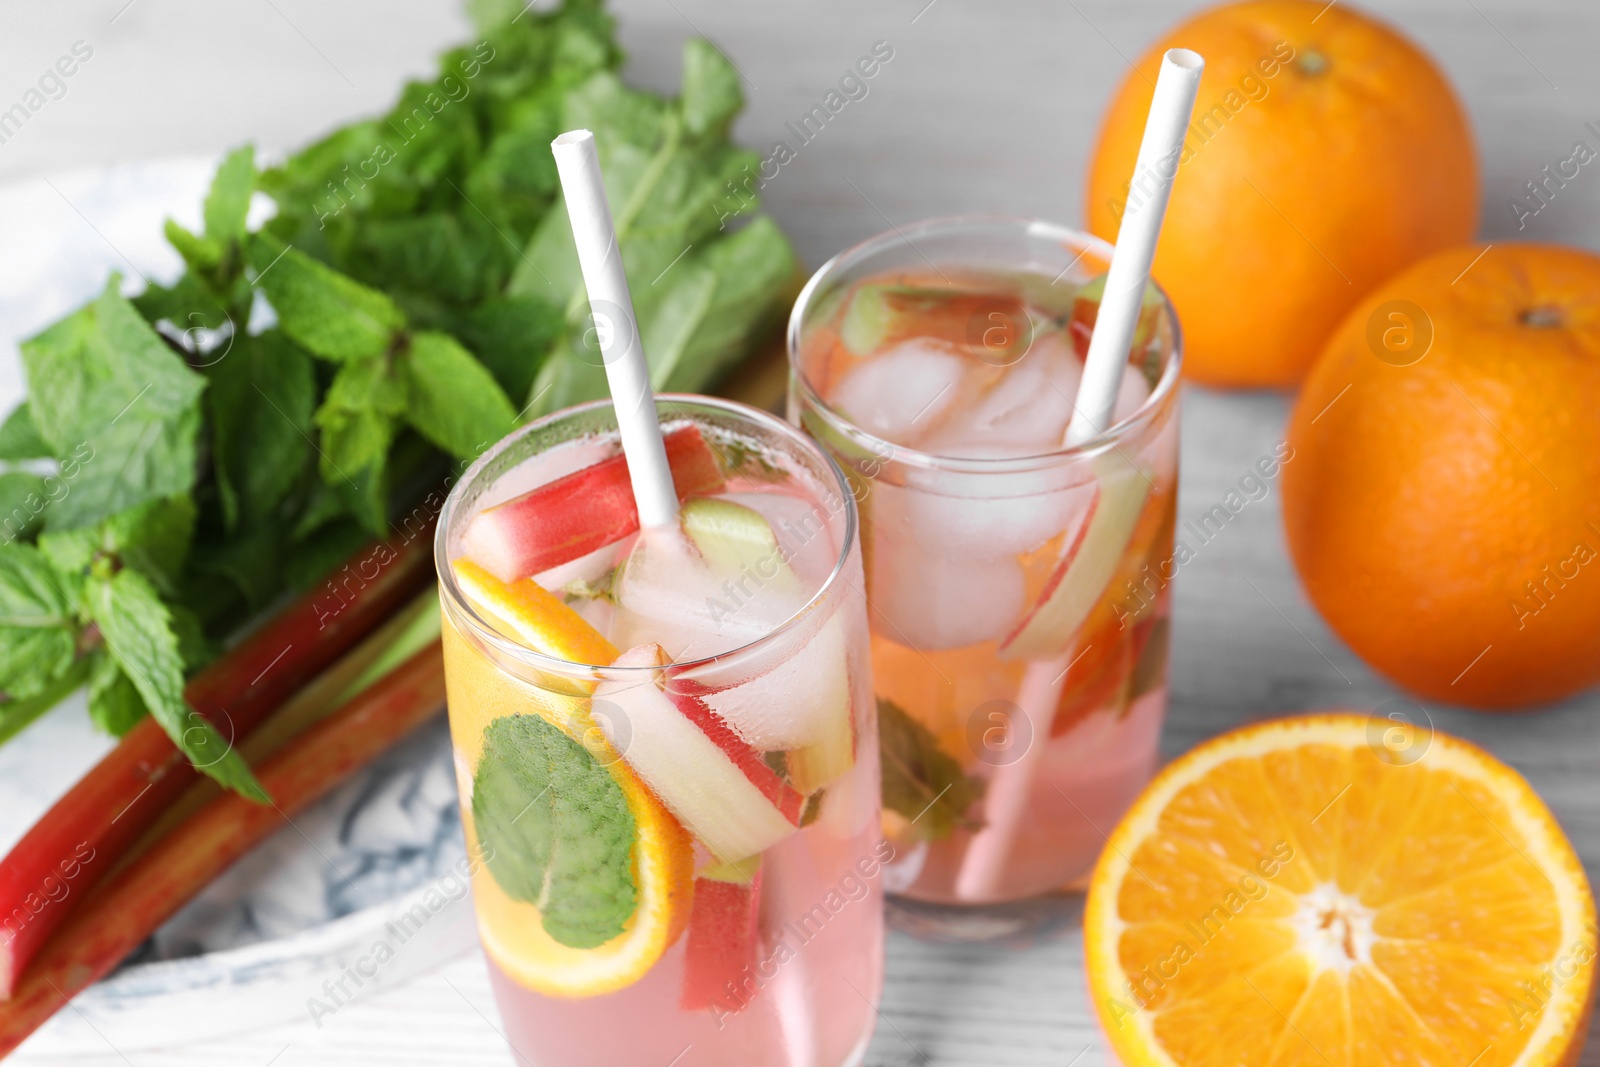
(248, 235, 404, 362)
(208, 331, 315, 530)
(39, 496, 197, 597)
(20, 277, 206, 531)
(87, 651, 147, 737)
(680, 38, 742, 138)
(878, 698, 986, 843)
(203, 144, 256, 249)
(88, 567, 268, 801)
(1128, 616, 1170, 703)
(0, 544, 79, 702)
(472, 713, 637, 949)
(0, 472, 48, 543)
(402, 331, 516, 459)
(0, 404, 51, 460)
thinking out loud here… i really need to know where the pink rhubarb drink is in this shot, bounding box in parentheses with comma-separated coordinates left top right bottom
(436, 396, 882, 1066)
(788, 217, 1180, 925)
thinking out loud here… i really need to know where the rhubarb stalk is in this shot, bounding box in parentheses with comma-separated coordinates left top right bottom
(0, 641, 447, 1056)
(0, 527, 434, 999)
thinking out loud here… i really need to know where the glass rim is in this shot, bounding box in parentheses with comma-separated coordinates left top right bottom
(786, 213, 1185, 475)
(434, 393, 860, 678)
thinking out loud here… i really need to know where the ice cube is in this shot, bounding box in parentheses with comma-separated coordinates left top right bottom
(610, 528, 801, 661)
(1112, 363, 1151, 424)
(698, 611, 853, 751)
(920, 330, 1081, 459)
(874, 462, 1096, 561)
(829, 338, 969, 446)
(867, 526, 1026, 651)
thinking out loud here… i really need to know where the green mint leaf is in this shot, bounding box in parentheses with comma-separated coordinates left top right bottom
(89, 567, 269, 802)
(464, 102, 562, 238)
(208, 330, 315, 529)
(878, 698, 985, 843)
(291, 480, 350, 540)
(0, 404, 52, 460)
(348, 213, 512, 308)
(565, 72, 670, 148)
(401, 331, 516, 459)
(680, 38, 742, 138)
(647, 215, 797, 392)
(168, 602, 215, 671)
(87, 650, 148, 737)
(315, 355, 406, 478)
(509, 64, 773, 418)
(39, 496, 197, 598)
(187, 521, 285, 616)
(452, 295, 564, 402)
(133, 271, 234, 333)
(333, 462, 389, 538)
(1129, 617, 1170, 702)
(163, 219, 223, 272)
(472, 713, 637, 949)
(0, 654, 92, 748)
(247, 234, 404, 362)
(284, 515, 369, 591)
(203, 144, 256, 247)
(0, 543, 79, 702)
(19, 277, 206, 531)
(0, 472, 49, 544)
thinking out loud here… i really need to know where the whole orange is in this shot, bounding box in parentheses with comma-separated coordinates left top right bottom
(1085, 0, 1478, 388)
(1283, 243, 1600, 709)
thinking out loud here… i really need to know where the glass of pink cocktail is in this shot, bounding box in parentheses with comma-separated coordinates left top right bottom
(787, 216, 1180, 936)
(436, 395, 883, 1066)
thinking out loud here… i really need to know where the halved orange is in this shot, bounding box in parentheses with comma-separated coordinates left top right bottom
(444, 562, 694, 998)
(1086, 713, 1596, 1067)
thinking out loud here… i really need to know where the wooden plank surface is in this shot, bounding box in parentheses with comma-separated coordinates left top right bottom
(5, 1, 1600, 1063)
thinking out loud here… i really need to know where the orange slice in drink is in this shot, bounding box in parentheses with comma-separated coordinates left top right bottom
(1085, 713, 1596, 1067)
(446, 560, 694, 998)
(453, 558, 617, 667)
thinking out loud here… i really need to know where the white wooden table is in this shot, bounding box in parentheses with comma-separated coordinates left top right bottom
(4, 1, 1600, 1063)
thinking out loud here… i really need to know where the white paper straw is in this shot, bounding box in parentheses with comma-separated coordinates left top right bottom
(552, 129, 679, 529)
(1065, 49, 1203, 447)
(955, 49, 1203, 902)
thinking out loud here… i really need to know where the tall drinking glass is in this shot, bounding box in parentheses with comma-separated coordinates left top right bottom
(787, 217, 1181, 936)
(436, 396, 883, 1065)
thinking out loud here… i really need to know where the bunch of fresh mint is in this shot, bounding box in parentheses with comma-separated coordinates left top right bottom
(0, 0, 797, 796)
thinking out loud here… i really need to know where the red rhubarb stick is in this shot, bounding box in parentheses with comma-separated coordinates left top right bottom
(0, 641, 447, 1056)
(0, 525, 435, 998)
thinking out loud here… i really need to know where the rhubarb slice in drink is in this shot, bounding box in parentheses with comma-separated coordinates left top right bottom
(680, 856, 763, 1013)
(840, 283, 1032, 363)
(999, 458, 1152, 661)
(661, 496, 857, 790)
(594, 644, 802, 865)
(461, 423, 725, 582)
(1067, 273, 1164, 361)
